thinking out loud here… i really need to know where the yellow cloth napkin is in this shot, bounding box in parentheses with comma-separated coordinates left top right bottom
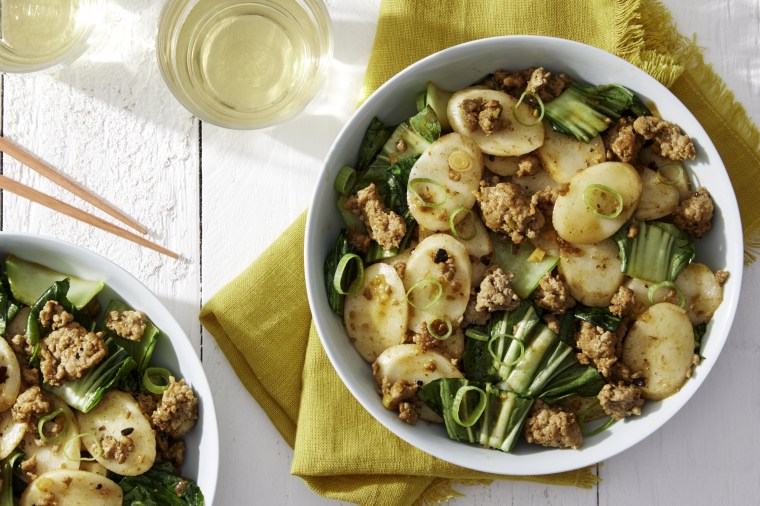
(200, 1, 760, 505)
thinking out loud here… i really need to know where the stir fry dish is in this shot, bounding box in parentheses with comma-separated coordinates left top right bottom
(324, 67, 728, 451)
(0, 255, 203, 504)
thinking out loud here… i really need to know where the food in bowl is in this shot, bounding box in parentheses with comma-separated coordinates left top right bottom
(322, 66, 728, 453)
(0, 254, 204, 504)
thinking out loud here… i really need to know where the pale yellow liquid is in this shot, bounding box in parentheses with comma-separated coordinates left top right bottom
(0, 0, 97, 71)
(158, 0, 331, 128)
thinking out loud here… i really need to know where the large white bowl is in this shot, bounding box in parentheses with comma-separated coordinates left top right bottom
(0, 234, 219, 500)
(305, 36, 743, 475)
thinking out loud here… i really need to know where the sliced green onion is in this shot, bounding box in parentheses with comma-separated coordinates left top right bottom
(449, 207, 477, 241)
(583, 184, 624, 219)
(64, 432, 102, 462)
(426, 315, 453, 340)
(405, 278, 443, 311)
(38, 408, 70, 444)
(464, 327, 490, 341)
(647, 281, 686, 307)
(452, 386, 487, 427)
(143, 367, 172, 395)
(581, 413, 617, 437)
(656, 162, 685, 186)
(513, 91, 545, 127)
(416, 91, 427, 112)
(578, 400, 600, 427)
(408, 178, 448, 208)
(577, 399, 618, 436)
(488, 333, 524, 368)
(332, 253, 365, 295)
(333, 166, 356, 195)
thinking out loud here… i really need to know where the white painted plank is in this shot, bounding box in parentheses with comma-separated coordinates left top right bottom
(0, 0, 201, 349)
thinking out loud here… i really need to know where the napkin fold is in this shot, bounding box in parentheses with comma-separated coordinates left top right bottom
(201, 0, 760, 504)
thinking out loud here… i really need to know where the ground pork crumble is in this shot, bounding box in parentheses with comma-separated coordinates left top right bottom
(38, 301, 74, 330)
(462, 290, 490, 326)
(345, 183, 407, 251)
(575, 321, 620, 379)
(633, 116, 696, 161)
(516, 154, 541, 177)
(532, 273, 575, 314)
(105, 310, 146, 342)
(12, 385, 51, 424)
(380, 377, 420, 425)
(672, 186, 714, 238)
(523, 400, 583, 449)
(475, 267, 521, 313)
(460, 97, 506, 135)
(101, 434, 135, 464)
(412, 322, 442, 353)
(152, 377, 199, 438)
(20, 454, 38, 482)
(604, 116, 643, 163)
(485, 67, 572, 102)
(476, 181, 545, 243)
(609, 285, 635, 318)
(39, 323, 107, 387)
(598, 382, 644, 420)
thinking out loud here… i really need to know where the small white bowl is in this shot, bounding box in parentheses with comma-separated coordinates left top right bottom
(0, 233, 219, 499)
(305, 36, 743, 475)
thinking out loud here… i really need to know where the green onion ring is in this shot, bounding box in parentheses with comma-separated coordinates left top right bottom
(583, 184, 624, 219)
(38, 408, 70, 444)
(416, 92, 427, 112)
(513, 91, 545, 127)
(464, 328, 490, 342)
(426, 315, 453, 340)
(64, 432, 102, 462)
(487, 333, 525, 368)
(143, 367, 173, 395)
(333, 253, 365, 296)
(452, 386, 487, 427)
(578, 400, 600, 427)
(656, 162, 685, 186)
(449, 207, 477, 241)
(333, 166, 356, 195)
(405, 278, 443, 311)
(647, 281, 686, 308)
(408, 178, 448, 208)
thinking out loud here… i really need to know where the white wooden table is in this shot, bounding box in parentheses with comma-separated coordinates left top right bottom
(0, 0, 758, 504)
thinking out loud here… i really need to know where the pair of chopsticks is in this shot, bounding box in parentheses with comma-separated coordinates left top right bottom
(0, 137, 178, 259)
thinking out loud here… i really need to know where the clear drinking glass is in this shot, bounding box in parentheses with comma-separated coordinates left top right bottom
(156, 0, 333, 129)
(0, 0, 101, 73)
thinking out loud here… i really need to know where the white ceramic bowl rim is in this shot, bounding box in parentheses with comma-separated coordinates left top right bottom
(305, 35, 743, 475)
(0, 232, 220, 499)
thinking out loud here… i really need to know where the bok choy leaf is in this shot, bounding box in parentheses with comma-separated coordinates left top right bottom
(614, 220, 695, 282)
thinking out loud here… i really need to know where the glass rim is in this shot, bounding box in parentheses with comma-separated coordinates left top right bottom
(156, 0, 334, 130)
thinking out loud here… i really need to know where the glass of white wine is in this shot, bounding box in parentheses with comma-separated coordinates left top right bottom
(157, 0, 333, 129)
(0, 0, 101, 73)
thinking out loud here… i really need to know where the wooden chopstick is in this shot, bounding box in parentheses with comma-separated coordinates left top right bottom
(0, 136, 148, 235)
(0, 175, 179, 259)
